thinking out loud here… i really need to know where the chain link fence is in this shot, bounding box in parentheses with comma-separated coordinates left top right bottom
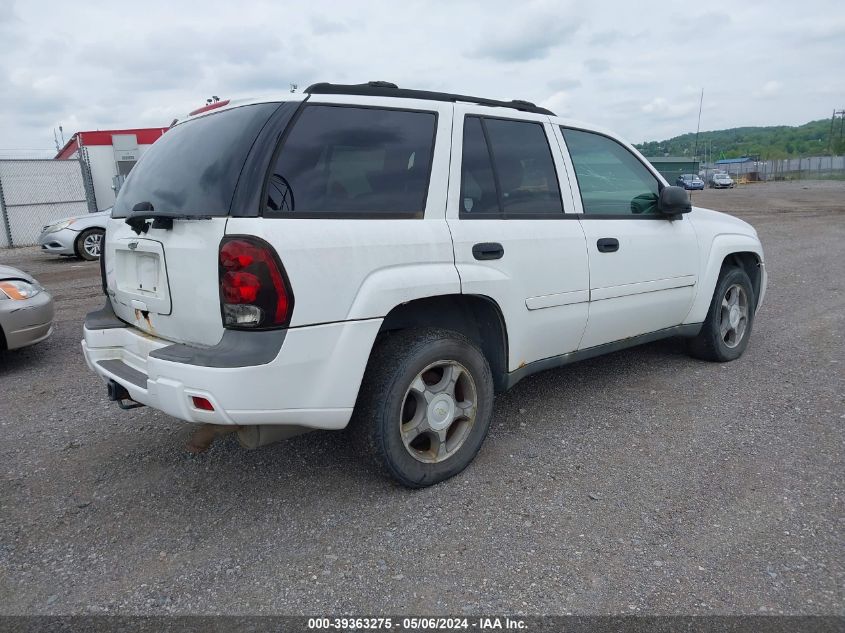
(704, 155, 845, 182)
(0, 158, 96, 248)
(761, 155, 845, 180)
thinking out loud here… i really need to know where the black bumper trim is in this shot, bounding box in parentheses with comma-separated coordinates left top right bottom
(149, 329, 286, 368)
(84, 301, 127, 330)
(97, 359, 148, 389)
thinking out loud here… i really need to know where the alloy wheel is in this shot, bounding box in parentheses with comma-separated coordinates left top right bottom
(719, 283, 749, 348)
(399, 360, 478, 464)
(83, 232, 103, 258)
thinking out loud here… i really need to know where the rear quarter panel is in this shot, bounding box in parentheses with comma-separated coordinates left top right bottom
(225, 217, 460, 326)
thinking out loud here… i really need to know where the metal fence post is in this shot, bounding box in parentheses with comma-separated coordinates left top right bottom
(0, 168, 13, 248)
(79, 151, 98, 213)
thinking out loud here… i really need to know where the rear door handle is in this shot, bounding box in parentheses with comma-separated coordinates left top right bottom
(596, 238, 619, 253)
(472, 242, 504, 260)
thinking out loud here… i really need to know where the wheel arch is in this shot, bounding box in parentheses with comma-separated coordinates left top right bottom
(686, 234, 764, 324)
(377, 294, 510, 392)
(723, 251, 763, 308)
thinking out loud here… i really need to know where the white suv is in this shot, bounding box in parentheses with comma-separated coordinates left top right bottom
(83, 82, 766, 487)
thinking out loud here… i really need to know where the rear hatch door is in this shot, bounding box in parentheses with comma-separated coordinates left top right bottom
(105, 101, 287, 346)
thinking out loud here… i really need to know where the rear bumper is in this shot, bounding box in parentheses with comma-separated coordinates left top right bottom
(82, 312, 382, 428)
(1, 291, 54, 350)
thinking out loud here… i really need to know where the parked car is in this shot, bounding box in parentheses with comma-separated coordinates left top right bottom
(82, 82, 766, 487)
(38, 208, 111, 260)
(676, 174, 705, 190)
(0, 265, 54, 350)
(710, 173, 736, 189)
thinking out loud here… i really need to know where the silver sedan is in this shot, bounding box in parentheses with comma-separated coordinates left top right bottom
(38, 208, 111, 261)
(0, 265, 54, 351)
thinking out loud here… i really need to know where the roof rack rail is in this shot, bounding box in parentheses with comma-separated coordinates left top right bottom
(304, 81, 555, 116)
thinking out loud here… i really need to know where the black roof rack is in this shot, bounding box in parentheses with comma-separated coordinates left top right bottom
(304, 81, 555, 116)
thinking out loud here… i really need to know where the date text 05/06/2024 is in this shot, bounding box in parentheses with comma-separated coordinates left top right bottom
(306, 616, 527, 630)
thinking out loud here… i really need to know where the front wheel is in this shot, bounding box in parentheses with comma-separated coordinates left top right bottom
(76, 228, 104, 260)
(352, 328, 494, 488)
(688, 266, 755, 362)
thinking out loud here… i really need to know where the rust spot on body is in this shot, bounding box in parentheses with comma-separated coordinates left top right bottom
(134, 308, 155, 335)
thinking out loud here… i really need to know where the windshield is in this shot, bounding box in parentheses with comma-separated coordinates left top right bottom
(112, 103, 280, 218)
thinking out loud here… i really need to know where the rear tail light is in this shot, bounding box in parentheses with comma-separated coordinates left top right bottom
(219, 236, 293, 329)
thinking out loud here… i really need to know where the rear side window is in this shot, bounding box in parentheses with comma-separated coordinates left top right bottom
(112, 103, 279, 218)
(265, 105, 437, 217)
(460, 116, 563, 217)
(460, 118, 499, 214)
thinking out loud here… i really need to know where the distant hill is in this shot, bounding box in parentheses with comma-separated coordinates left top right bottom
(635, 118, 845, 160)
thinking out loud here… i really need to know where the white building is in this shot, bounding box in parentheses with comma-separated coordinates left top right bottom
(55, 127, 168, 210)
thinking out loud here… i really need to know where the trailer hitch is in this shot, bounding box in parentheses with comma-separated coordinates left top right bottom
(106, 380, 145, 410)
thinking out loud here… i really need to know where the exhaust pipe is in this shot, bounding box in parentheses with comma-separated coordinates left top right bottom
(186, 423, 237, 454)
(237, 425, 311, 449)
(184, 424, 309, 453)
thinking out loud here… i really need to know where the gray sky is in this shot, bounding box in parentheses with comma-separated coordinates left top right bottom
(2, 0, 843, 153)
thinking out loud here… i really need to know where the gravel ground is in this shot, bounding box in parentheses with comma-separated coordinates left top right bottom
(0, 180, 843, 616)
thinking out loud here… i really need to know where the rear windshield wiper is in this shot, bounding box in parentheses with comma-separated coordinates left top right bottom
(125, 202, 212, 235)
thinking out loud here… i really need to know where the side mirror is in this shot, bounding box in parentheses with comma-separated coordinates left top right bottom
(658, 186, 692, 216)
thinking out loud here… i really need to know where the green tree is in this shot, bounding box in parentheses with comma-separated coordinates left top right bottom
(635, 118, 841, 159)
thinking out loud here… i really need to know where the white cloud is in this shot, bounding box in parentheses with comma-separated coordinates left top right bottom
(641, 97, 697, 120)
(541, 91, 572, 117)
(583, 58, 610, 74)
(755, 80, 783, 98)
(469, 6, 581, 62)
(0, 0, 842, 150)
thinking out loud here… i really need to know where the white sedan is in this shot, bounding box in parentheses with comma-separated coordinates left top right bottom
(710, 173, 736, 189)
(38, 208, 111, 260)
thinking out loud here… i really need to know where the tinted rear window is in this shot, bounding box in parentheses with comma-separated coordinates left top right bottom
(112, 103, 279, 218)
(460, 117, 499, 214)
(265, 105, 437, 217)
(460, 116, 562, 217)
(484, 118, 562, 215)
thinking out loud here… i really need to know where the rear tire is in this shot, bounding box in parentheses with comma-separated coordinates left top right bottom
(76, 228, 104, 261)
(688, 266, 755, 362)
(352, 328, 494, 488)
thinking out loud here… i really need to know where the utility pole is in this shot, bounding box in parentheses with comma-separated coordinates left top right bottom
(829, 109, 845, 154)
(692, 88, 704, 164)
